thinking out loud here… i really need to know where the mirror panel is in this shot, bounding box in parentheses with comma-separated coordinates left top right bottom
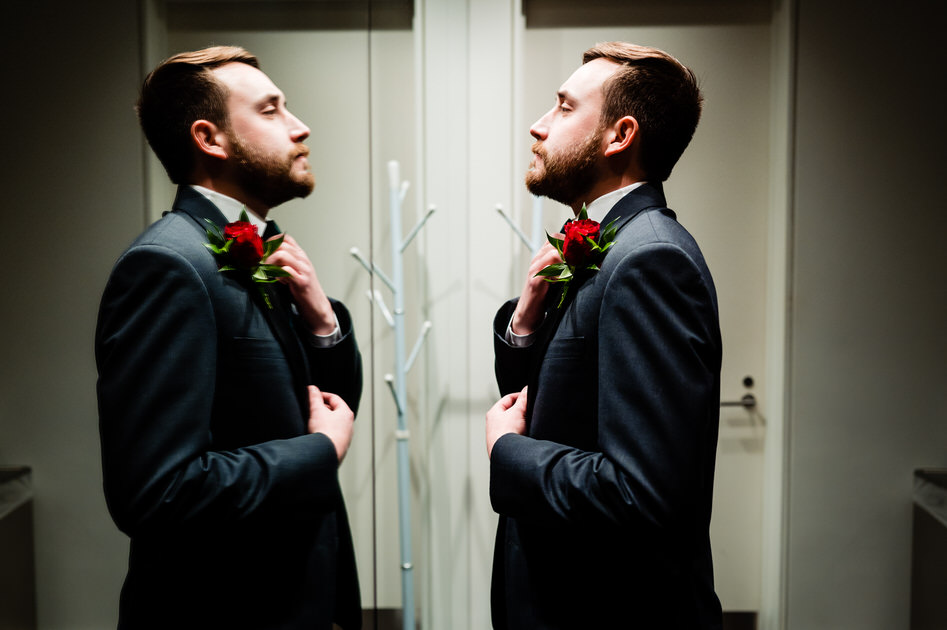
(152, 2, 421, 624)
(364, 12, 420, 627)
(151, 0, 386, 620)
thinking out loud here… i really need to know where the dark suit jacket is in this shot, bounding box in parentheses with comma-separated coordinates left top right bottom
(491, 184, 723, 629)
(96, 186, 362, 629)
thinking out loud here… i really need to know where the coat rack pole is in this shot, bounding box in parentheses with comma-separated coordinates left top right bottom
(387, 160, 415, 630)
(351, 160, 435, 630)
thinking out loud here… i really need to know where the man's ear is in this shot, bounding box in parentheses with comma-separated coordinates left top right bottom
(190, 119, 228, 160)
(603, 116, 638, 157)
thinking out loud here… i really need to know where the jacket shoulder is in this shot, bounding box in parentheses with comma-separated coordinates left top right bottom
(605, 208, 694, 261)
(118, 211, 217, 272)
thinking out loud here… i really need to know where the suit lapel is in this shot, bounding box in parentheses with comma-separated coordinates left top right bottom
(523, 183, 670, 430)
(172, 187, 311, 413)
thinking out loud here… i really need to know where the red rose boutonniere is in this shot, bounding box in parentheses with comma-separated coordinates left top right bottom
(204, 209, 289, 309)
(536, 205, 618, 307)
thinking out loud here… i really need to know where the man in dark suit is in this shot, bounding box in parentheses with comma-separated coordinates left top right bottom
(96, 46, 362, 629)
(486, 42, 723, 628)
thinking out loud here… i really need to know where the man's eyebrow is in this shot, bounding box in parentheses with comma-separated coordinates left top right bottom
(557, 90, 575, 103)
(256, 93, 282, 107)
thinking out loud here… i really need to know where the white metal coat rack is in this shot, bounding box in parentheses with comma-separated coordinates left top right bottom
(350, 160, 434, 630)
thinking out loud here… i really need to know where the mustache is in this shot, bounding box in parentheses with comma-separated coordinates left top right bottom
(531, 141, 545, 158)
(295, 145, 310, 159)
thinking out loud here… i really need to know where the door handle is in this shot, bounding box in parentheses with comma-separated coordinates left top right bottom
(720, 393, 757, 409)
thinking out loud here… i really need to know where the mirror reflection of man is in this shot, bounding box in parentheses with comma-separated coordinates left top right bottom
(487, 42, 723, 629)
(96, 46, 362, 629)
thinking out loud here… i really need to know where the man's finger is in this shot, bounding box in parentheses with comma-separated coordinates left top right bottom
(322, 391, 345, 411)
(497, 392, 520, 411)
(309, 385, 326, 410)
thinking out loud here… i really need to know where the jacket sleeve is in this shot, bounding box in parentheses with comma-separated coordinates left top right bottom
(303, 299, 363, 416)
(493, 298, 536, 396)
(490, 240, 720, 533)
(96, 243, 343, 538)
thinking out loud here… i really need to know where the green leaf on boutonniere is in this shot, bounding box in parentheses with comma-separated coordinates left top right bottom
(547, 231, 565, 254)
(535, 262, 568, 278)
(262, 236, 283, 258)
(252, 265, 290, 283)
(204, 221, 227, 253)
(600, 219, 618, 244)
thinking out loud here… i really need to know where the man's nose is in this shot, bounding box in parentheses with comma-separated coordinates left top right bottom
(289, 111, 310, 142)
(529, 110, 551, 141)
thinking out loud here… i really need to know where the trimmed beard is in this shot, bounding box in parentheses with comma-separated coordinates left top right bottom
(525, 127, 601, 207)
(228, 132, 315, 209)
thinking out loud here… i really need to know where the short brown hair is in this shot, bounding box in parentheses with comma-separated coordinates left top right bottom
(583, 42, 702, 182)
(137, 46, 260, 184)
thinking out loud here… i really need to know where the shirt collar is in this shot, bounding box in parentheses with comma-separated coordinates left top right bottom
(583, 181, 647, 223)
(189, 185, 268, 234)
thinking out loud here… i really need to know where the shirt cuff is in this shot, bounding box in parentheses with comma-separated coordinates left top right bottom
(308, 312, 342, 347)
(505, 315, 539, 347)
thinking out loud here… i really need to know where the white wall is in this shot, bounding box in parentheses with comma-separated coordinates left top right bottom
(786, 0, 947, 628)
(416, 3, 782, 625)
